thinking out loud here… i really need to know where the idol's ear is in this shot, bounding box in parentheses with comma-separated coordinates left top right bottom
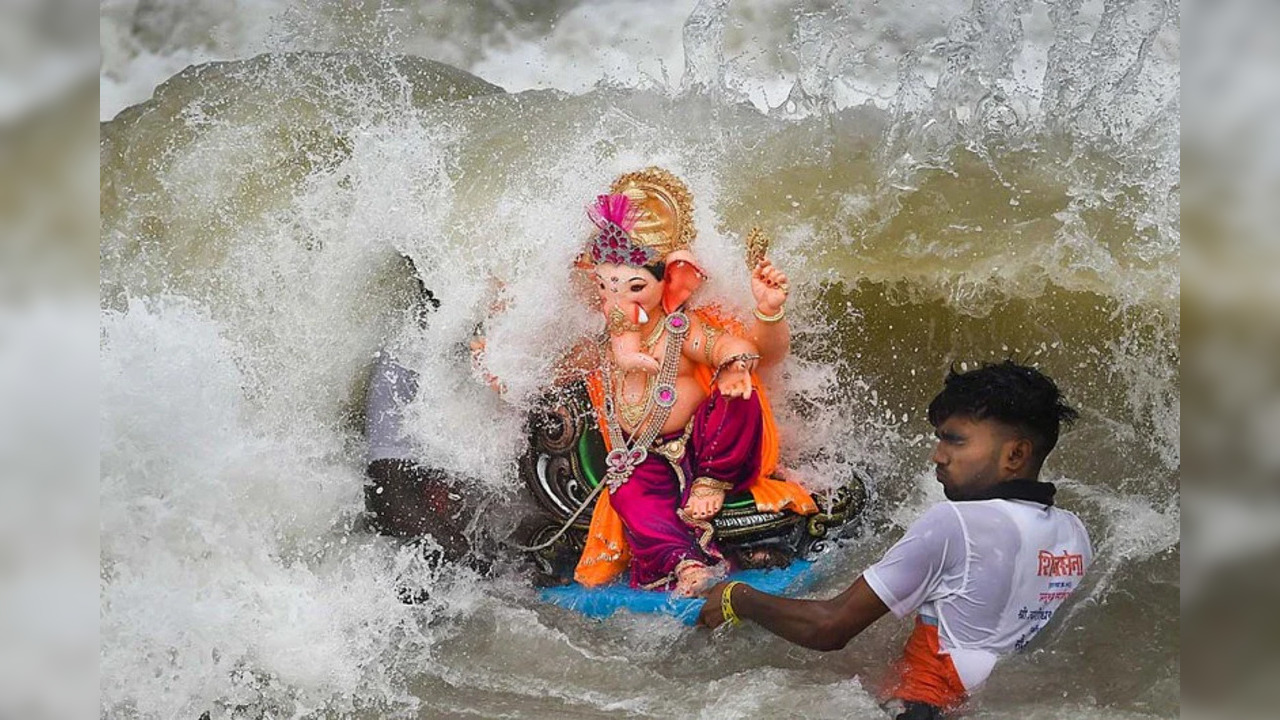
(661, 250, 707, 313)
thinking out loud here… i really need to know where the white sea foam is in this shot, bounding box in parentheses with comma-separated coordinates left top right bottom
(99, 296, 503, 717)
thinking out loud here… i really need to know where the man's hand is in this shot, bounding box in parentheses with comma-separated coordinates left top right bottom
(696, 580, 733, 629)
(696, 577, 890, 651)
(750, 258, 790, 315)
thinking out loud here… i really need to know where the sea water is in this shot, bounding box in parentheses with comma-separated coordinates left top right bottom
(100, 1, 1178, 717)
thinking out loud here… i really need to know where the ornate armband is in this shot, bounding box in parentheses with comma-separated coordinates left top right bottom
(701, 324, 723, 366)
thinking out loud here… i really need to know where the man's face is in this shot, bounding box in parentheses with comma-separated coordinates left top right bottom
(593, 263, 663, 318)
(930, 415, 1018, 500)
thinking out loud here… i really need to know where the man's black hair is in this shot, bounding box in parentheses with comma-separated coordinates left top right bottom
(927, 360, 1079, 465)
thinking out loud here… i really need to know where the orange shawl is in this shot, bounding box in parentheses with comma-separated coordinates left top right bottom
(573, 306, 818, 586)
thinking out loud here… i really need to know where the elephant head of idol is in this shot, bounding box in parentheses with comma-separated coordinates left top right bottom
(580, 167, 706, 374)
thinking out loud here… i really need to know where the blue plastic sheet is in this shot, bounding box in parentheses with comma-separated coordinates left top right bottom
(540, 560, 816, 625)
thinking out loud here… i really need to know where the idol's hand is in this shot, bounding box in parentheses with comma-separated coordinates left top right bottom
(716, 358, 756, 399)
(750, 258, 789, 315)
(469, 337, 505, 394)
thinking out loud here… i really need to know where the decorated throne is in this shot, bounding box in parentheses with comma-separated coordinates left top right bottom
(516, 380, 868, 582)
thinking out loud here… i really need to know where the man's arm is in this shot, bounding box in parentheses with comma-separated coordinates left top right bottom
(697, 576, 890, 651)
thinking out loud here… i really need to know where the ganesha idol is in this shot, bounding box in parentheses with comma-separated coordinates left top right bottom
(518, 166, 825, 597)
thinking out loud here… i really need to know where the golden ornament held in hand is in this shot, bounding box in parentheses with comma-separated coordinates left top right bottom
(745, 226, 770, 270)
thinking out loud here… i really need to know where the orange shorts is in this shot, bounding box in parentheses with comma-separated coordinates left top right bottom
(886, 616, 968, 712)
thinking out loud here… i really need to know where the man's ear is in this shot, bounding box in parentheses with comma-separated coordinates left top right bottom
(1004, 437, 1035, 475)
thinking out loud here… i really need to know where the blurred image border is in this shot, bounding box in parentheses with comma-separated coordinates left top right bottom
(0, 1, 100, 718)
(1182, 0, 1280, 716)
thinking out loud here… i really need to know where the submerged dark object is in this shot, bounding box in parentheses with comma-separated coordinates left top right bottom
(362, 349, 486, 579)
(515, 380, 868, 581)
(365, 458, 472, 561)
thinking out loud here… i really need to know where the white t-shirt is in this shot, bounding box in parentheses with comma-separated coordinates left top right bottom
(863, 499, 1092, 692)
(365, 350, 419, 464)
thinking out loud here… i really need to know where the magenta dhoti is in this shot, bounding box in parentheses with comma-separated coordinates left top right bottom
(608, 389, 764, 589)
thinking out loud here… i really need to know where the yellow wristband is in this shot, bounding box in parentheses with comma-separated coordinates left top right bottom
(721, 581, 744, 626)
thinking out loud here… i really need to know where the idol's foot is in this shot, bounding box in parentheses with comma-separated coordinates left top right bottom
(683, 486, 725, 521)
(674, 563, 718, 598)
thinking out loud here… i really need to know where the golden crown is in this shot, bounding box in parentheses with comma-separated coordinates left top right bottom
(607, 167, 696, 259)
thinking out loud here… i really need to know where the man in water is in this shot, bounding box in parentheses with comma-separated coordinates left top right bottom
(697, 361, 1092, 719)
(364, 350, 473, 563)
(363, 263, 475, 565)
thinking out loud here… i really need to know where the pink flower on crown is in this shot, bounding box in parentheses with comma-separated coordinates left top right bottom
(586, 193, 657, 267)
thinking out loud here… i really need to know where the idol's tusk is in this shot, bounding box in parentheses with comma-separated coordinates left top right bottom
(637, 306, 649, 324)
